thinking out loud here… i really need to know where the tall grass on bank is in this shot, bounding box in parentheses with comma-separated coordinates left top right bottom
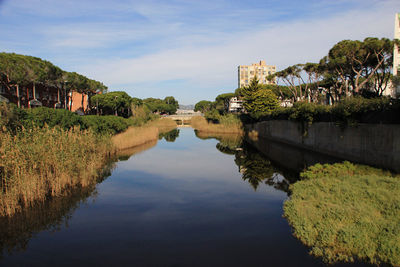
(112, 118, 176, 151)
(191, 115, 243, 134)
(0, 127, 112, 217)
(284, 162, 400, 266)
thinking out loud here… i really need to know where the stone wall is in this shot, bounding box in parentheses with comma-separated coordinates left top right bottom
(246, 121, 400, 173)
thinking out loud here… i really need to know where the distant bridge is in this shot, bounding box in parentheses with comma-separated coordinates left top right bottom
(164, 113, 202, 125)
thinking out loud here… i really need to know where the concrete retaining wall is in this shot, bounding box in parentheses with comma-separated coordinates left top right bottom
(246, 121, 400, 173)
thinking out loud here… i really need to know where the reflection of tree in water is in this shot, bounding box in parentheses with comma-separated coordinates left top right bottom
(234, 145, 291, 192)
(194, 131, 290, 192)
(159, 128, 180, 142)
(194, 131, 243, 155)
(0, 161, 115, 258)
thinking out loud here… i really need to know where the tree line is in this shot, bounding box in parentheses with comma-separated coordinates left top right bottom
(273, 37, 395, 103)
(0, 52, 179, 117)
(195, 37, 398, 119)
(0, 52, 108, 107)
(91, 92, 179, 117)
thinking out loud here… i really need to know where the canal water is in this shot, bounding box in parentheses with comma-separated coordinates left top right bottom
(0, 128, 368, 266)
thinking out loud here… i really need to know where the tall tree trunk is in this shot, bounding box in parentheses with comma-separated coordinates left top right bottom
(16, 84, 20, 108)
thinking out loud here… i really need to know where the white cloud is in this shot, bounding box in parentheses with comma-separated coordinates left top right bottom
(78, 1, 397, 98)
(1, 0, 399, 103)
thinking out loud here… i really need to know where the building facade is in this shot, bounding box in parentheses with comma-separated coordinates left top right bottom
(238, 60, 276, 88)
(394, 13, 400, 76)
(69, 91, 90, 112)
(228, 97, 244, 113)
(0, 82, 92, 112)
(0, 83, 63, 109)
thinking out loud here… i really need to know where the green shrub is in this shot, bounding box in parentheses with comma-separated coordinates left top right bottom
(0, 103, 29, 132)
(130, 105, 158, 126)
(219, 113, 242, 126)
(288, 102, 329, 124)
(81, 115, 132, 135)
(26, 107, 83, 130)
(204, 109, 221, 122)
(262, 97, 398, 125)
(0, 104, 132, 135)
(284, 162, 400, 266)
(330, 97, 391, 124)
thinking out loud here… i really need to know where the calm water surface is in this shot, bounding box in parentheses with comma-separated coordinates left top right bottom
(0, 128, 369, 266)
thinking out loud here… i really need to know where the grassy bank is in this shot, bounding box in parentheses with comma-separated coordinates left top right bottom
(0, 103, 176, 217)
(191, 115, 243, 134)
(284, 162, 400, 266)
(112, 118, 176, 151)
(0, 126, 112, 216)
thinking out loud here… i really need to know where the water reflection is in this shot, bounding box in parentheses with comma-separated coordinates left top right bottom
(0, 128, 366, 266)
(196, 131, 292, 192)
(159, 128, 180, 142)
(0, 130, 180, 258)
(117, 140, 157, 161)
(0, 161, 115, 258)
(195, 131, 243, 155)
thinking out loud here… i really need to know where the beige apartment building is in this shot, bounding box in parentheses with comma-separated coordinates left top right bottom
(394, 13, 400, 76)
(238, 60, 276, 88)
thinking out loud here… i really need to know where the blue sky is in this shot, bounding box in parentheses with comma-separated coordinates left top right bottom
(0, 0, 399, 104)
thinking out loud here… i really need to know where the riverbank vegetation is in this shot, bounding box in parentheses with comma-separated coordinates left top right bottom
(0, 102, 177, 217)
(91, 93, 179, 117)
(112, 118, 176, 151)
(0, 126, 112, 216)
(256, 96, 400, 125)
(284, 162, 400, 266)
(191, 115, 243, 134)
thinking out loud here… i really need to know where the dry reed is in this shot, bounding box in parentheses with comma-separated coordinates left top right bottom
(111, 118, 177, 151)
(191, 116, 243, 135)
(0, 126, 112, 216)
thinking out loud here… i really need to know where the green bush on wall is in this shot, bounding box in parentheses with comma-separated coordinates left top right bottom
(262, 97, 399, 125)
(0, 104, 132, 135)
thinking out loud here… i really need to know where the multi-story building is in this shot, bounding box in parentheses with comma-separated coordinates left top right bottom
(238, 60, 276, 88)
(394, 13, 400, 76)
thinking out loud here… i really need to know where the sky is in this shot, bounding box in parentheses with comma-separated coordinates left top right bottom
(0, 0, 399, 104)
